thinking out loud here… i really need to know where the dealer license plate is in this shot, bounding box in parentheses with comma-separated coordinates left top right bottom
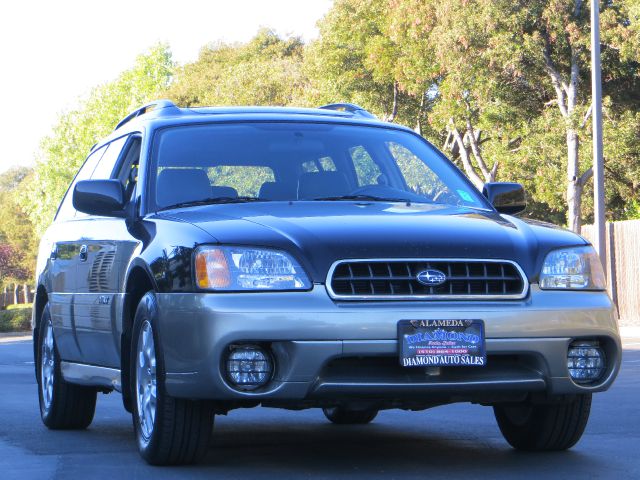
(398, 319, 486, 367)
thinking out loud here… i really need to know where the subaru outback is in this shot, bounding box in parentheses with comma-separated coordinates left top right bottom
(33, 100, 621, 465)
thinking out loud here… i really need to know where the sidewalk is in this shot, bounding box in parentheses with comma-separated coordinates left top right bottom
(621, 326, 640, 338)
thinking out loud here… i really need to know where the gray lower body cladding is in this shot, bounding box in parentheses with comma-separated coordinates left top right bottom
(154, 286, 621, 406)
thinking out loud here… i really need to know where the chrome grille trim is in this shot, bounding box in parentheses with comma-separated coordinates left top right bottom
(326, 258, 528, 301)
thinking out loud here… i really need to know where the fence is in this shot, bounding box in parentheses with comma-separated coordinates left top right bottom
(0, 284, 33, 309)
(582, 219, 640, 326)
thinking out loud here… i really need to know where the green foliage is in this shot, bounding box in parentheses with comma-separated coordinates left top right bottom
(20, 44, 174, 234)
(0, 307, 31, 333)
(622, 199, 640, 220)
(304, 0, 424, 127)
(481, 0, 640, 226)
(167, 29, 308, 107)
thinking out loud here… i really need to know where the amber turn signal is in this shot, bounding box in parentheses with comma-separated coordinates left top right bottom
(195, 248, 231, 289)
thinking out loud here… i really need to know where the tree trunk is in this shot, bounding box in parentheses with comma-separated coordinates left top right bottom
(386, 81, 399, 123)
(13, 284, 19, 306)
(450, 124, 484, 190)
(23, 284, 29, 304)
(415, 90, 426, 136)
(566, 128, 582, 233)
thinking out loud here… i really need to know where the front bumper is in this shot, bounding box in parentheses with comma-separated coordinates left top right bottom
(155, 286, 621, 404)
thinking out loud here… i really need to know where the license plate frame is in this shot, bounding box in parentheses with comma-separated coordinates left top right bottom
(397, 319, 486, 367)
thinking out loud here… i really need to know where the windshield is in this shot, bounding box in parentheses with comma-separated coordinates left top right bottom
(149, 122, 490, 211)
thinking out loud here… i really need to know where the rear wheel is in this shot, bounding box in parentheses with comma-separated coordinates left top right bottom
(322, 406, 378, 425)
(37, 304, 97, 429)
(493, 394, 592, 451)
(131, 292, 213, 465)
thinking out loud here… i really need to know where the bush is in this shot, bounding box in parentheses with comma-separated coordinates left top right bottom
(0, 307, 32, 332)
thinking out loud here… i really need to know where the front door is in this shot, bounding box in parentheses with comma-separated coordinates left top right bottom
(72, 135, 141, 367)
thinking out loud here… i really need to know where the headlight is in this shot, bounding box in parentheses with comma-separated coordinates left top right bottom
(539, 246, 606, 290)
(194, 246, 311, 291)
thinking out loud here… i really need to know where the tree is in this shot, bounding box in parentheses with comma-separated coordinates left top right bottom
(0, 244, 28, 286)
(304, 0, 424, 128)
(19, 44, 174, 234)
(480, 0, 640, 231)
(167, 29, 308, 107)
(385, 1, 541, 190)
(392, 0, 640, 228)
(0, 167, 37, 281)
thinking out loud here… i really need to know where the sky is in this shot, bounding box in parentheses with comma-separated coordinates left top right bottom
(0, 0, 333, 174)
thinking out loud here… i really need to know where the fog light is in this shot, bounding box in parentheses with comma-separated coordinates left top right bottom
(567, 341, 605, 384)
(225, 346, 273, 390)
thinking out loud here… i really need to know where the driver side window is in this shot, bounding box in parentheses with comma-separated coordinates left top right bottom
(115, 137, 142, 204)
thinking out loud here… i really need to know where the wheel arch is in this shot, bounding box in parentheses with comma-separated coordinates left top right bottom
(121, 262, 156, 412)
(32, 285, 49, 377)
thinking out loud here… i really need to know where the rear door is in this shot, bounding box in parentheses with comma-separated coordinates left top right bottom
(47, 145, 107, 362)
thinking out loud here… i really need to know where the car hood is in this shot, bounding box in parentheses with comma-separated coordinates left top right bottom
(156, 201, 587, 283)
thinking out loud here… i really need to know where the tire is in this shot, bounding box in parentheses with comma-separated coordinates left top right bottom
(131, 292, 213, 465)
(36, 303, 97, 429)
(322, 406, 378, 425)
(493, 394, 592, 451)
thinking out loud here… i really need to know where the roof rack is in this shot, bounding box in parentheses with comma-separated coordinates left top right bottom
(114, 99, 180, 131)
(318, 103, 376, 119)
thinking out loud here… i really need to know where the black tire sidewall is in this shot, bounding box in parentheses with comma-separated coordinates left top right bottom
(36, 304, 57, 424)
(323, 406, 378, 424)
(494, 395, 592, 451)
(130, 291, 167, 460)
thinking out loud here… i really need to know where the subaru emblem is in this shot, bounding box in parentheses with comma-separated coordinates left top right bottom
(416, 269, 447, 286)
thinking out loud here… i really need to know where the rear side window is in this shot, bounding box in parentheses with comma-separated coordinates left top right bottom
(55, 145, 107, 221)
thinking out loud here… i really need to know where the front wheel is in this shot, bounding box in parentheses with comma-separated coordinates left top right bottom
(131, 292, 213, 465)
(322, 406, 378, 425)
(493, 394, 592, 451)
(36, 304, 97, 429)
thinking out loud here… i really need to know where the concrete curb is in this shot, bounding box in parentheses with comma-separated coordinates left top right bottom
(0, 333, 31, 344)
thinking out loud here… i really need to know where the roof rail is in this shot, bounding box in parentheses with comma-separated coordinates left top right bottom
(114, 99, 180, 131)
(319, 103, 376, 119)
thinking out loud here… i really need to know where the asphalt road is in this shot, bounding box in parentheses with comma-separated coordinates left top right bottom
(1, 338, 639, 480)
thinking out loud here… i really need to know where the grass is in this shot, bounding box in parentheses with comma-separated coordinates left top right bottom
(0, 305, 32, 333)
(6, 303, 32, 311)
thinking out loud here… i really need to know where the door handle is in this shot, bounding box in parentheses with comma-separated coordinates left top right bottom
(79, 245, 88, 262)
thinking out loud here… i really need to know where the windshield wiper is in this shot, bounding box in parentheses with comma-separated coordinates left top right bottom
(312, 194, 412, 204)
(158, 196, 265, 211)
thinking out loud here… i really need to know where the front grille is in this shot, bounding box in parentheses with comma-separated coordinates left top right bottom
(328, 259, 527, 300)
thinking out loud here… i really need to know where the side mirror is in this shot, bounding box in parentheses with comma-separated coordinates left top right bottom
(73, 179, 126, 217)
(482, 182, 526, 215)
